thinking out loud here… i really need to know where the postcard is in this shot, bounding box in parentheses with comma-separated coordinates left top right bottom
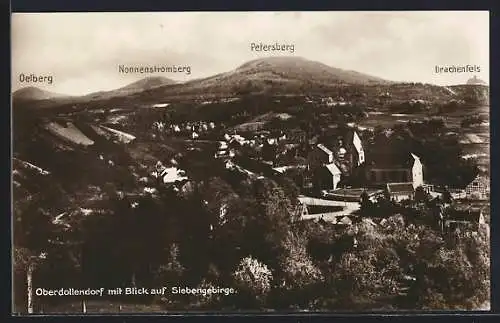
(11, 11, 490, 314)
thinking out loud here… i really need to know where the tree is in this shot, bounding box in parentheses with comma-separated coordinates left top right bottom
(269, 232, 323, 309)
(232, 256, 273, 307)
(154, 243, 186, 308)
(414, 186, 429, 203)
(278, 177, 300, 209)
(442, 188, 452, 204)
(383, 186, 391, 201)
(360, 191, 373, 214)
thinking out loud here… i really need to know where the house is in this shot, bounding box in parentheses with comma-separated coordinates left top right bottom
(444, 208, 485, 232)
(267, 138, 278, 145)
(219, 141, 228, 150)
(158, 167, 188, 184)
(332, 130, 365, 174)
(214, 149, 235, 159)
(153, 161, 188, 184)
(152, 103, 170, 108)
(313, 162, 342, 190)
(465, 174, 489, 200)
(288, 129, 307, 143)
(308, 144, 334, 169)
(366, 152, 423, 188)
(229, 134, 247, 145)
(386, 182, 414, 202)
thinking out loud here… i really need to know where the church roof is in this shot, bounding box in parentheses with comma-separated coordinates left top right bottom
(368, 151, 419, 168)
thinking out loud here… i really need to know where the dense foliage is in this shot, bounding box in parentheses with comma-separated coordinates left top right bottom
(14, 169, 489, 312)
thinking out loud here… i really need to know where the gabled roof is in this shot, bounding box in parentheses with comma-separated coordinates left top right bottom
(325, 163, 341, 176)
(368, 151, 419, 168)
(387, 182, 414, 194)
(410, 153, 421, 162)
(467, 174, 490, 186)
(317, 144, 334, 156)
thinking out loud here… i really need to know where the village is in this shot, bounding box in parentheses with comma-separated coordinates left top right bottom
(14, 87, 490, 245)
(12, 84, 491, 313)
(115, 93, 490, 238)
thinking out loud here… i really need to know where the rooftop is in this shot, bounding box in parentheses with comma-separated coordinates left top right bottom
(325, 163, 341, 176)
(368, 151, 419, 168)
(317, 144, 334, 156)
(387, 182, 414, 194)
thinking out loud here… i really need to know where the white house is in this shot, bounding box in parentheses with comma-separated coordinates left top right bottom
(325, 163, 342, 190)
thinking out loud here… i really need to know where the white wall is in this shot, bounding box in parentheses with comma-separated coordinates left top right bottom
(412, 157, 424, 188)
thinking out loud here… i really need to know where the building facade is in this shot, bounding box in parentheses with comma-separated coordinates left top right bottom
(366, 152, 423, 188)
(465, 174, 490, 200)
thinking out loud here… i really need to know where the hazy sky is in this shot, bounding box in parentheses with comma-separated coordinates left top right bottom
(12, 11, 489, 95)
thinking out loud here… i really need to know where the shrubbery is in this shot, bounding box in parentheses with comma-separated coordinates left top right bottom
(16, 171, 489, 312)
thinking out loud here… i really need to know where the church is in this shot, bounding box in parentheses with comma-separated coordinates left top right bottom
(307, 130, 365, 190)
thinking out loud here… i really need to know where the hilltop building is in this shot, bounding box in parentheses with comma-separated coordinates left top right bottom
(466, 75, 486, 85)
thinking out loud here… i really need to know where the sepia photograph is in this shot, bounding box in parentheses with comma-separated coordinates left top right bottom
(11, 11, 490, 314)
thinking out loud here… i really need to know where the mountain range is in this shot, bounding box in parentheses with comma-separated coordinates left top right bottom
(12, 57, 389, 106)
(12, 56, 488, 108)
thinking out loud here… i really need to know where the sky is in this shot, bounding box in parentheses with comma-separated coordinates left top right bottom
(12, 11, 489, 96)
